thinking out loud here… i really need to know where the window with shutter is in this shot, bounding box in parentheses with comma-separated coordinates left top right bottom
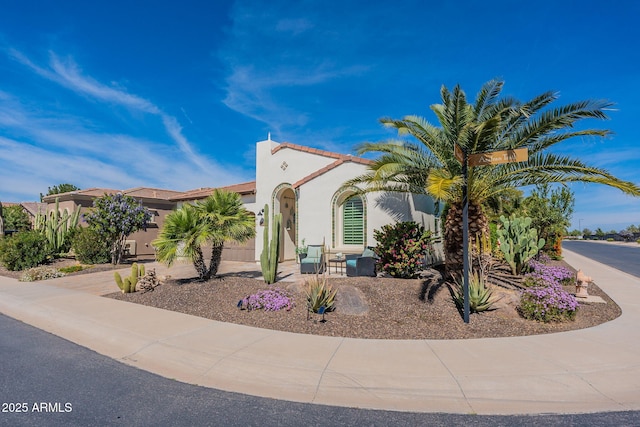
(342, 196, 364, 245)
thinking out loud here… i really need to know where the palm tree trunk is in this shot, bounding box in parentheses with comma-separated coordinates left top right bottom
(205, 243, 224, 280)
(193, 246, 208, 280)
(444, 201, 489, 275)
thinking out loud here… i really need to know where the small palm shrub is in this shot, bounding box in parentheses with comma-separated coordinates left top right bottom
(0, 231, 48, 271)
(519, 283, 578, 322)
(373, 221, 434, 278)
(71, 227, 110, 264)
(242, 288, 294, 311)
(451, 271, 499, 313)
(305, 275, 337, 314)
(20, 266, 66, 282)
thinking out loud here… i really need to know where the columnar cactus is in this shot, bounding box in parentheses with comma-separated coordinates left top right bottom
(497, 214, 545, 275)
(35, 198, 81, 254)
(260, 204, 282, 284)
(114, 262, 145, 293)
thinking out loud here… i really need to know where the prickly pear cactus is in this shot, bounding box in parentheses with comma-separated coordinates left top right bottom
(497, 214, 545, 275)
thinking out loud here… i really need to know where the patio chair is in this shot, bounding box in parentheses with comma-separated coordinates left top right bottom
(346, 247, 378, 277)
(300, 244, 325, 274)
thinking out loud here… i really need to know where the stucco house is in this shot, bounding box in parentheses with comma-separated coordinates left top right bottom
(251, 137, 443, 263)
(40, 137, 443, 264)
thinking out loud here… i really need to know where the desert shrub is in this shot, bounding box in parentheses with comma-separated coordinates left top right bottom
(71, 227, 110, 264)
(488, 222, 500, 257)
(606, 238, 614, 242)
(305, 275, 337, 314)
(20, 266, 66, 282)
(373, 221, 434, 278)
(519, 283, 578, 322)
(85, 193, 151, 265)
(241, 288, 294, 311)
(58, 265, 86, 274)
(0, 231, 48, 271)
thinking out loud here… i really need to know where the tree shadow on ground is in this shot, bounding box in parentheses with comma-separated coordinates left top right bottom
(419, 266, 447, 303)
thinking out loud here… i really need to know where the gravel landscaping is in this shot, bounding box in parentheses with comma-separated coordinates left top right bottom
(105, 263, 621, 340)
(1, 258, 622, 340)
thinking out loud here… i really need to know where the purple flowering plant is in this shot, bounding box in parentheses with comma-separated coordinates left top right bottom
(519, 255, 578, 322)
(85, 193, 151, 265)
(519, 283, 578, 322)
(524, 259, 575, 288)
(242, 288, 295, 312)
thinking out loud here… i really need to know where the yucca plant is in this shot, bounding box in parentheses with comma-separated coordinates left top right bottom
(451, 270, 499, 313)
(305, 274, 337, 317)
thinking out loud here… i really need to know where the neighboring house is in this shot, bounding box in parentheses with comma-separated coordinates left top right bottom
(20, 202, 47, 227)
(168, 181, 258, 262)
(0, 202, 46, 229)
(39, 138, 443, 264)
(42, 188, 181, 256)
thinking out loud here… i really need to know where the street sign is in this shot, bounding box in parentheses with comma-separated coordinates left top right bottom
(468, 148, 528, 167)
(458, 145, 528, 324)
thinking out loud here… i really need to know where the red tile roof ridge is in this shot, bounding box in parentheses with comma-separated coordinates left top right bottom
(170, 181, 256, 201)
(272, 142, 373, 165)
(293, 158, 349, 189)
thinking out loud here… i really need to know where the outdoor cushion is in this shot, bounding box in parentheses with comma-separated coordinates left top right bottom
(362, 248, 375, 258)
(307, 246, 322, 259)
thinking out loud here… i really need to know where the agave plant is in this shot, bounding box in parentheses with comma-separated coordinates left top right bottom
(305, 274, 337, 316)
(451, 270, 499, 313)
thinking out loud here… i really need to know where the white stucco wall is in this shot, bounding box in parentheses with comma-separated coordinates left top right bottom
(253, 138, 443, 264)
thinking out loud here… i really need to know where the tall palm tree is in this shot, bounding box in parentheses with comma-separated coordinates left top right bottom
(347, 80, 640, 272)
(153, 190, 255, 280)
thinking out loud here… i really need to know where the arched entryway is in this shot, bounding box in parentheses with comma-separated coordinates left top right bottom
(273, 185, 297, 261)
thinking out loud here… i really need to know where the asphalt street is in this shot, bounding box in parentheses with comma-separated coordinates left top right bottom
(562, 240, 640, 278)
(2, 313, 640, 426)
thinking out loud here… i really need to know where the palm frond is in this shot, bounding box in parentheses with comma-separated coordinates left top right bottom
(473, 79, 503, 120)
(492, 152, 640, 196)
(425, 168, 464, 201)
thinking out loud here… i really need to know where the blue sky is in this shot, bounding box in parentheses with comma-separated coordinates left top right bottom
(1, 0, 638, 232)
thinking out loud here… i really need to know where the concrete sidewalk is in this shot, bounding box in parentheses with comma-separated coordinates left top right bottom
(0, 250, 639, 415)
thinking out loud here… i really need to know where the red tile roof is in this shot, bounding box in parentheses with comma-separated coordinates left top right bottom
(123, 187, 183, 199)
(273, 142, 373, 189)
(169, 181, 256, 201)
(272, 142, 374, 166)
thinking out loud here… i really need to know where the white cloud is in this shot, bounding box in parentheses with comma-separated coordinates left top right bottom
(0, 49, 252, 201)
(8, 49, 218, 175)
(219, 2, 371, 146)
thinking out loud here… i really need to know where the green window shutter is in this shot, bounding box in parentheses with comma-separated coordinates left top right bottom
(343, 196, 364, 245)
